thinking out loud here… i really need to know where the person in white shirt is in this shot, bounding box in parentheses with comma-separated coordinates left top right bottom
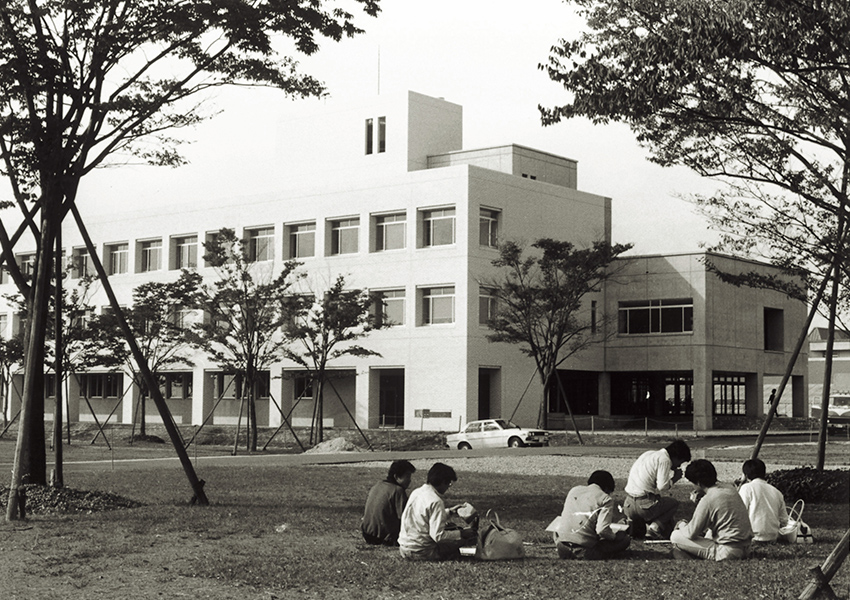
(623, 439, 691, 539)
(737, 458, 788, 542)
(398, 463, 476, 560)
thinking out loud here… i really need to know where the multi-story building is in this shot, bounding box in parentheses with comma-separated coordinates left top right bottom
(808, 328, 850, 421)
(0, 91, 808, 433)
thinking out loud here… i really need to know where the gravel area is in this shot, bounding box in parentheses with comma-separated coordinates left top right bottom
(342, 455, 800, 483)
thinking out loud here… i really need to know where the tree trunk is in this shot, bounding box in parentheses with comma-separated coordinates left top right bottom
(6, 199, 57, 520)
(316, 377, 325, 444)
(247, 363, 258, 452)
(53, 227, 64, 488)
(816, 200, 846, 471)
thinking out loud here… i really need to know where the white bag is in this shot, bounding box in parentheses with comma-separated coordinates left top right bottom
(779, 499, 813, 544)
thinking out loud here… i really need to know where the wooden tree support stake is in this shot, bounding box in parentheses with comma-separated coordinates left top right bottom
(799, 529, 850, 600)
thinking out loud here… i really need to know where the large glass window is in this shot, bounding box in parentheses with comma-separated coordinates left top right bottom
(289, 222, 316, 258)
(377, 289, 405, 326)
(106, 243, 128, 275)
(422, 286, 455, 325)
(331, 218, 359, 255)
(375, 213, 406, 251)
(423, 208, 456, 247)
(714, 374, 747, 415)
(618, 298, 693, 335)
(247, 227, 274, 262)
(479, 208, 500, 247)
(139, 239, 162, 272)
(174, 235, 198, 269)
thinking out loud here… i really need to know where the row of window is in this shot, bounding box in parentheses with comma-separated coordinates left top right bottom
(0, 208, 501, 280)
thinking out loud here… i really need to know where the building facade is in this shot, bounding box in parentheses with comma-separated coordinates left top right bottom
(0, 91, 808, 432)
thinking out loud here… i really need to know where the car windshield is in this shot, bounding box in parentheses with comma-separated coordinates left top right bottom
(495, 419, 519, 430)
(833, 396, 850, 408)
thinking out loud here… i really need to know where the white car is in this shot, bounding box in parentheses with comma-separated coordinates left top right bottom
(446, 419, 549, 450)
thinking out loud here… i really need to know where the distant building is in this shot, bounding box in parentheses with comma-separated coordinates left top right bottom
(808, 328, 850, 418)
(0, 91, 808, 432)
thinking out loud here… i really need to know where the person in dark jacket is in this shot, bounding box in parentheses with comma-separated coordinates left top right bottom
(361, 460, 416, 545)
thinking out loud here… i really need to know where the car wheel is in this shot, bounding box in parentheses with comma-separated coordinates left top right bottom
(508, 437, 524, 448)
(458, 442, 472, 450)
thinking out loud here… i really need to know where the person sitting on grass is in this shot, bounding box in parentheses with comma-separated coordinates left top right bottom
(671, 459, 753, 561)
(737, 458, 788, 543)
(398, 462, 477, 561)
(623, 439, 691, 540)
(361, 459, 416, 546)
(553, 470, 631, 560)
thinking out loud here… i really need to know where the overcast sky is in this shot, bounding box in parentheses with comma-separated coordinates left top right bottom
(79, 0, 724, 256)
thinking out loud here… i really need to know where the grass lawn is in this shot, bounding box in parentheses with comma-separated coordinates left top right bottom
(0, 445, 848, 600)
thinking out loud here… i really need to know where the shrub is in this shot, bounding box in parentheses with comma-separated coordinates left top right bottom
(765, 467, 850, 503)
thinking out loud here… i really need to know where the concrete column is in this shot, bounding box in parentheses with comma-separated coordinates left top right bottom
(356, 368, 374, 428)
(597, 372, 611, 417)
(746, 372, 763, 418)
(121, 372, 135, 425)
(191, 366, 211, 426)
(268, 365, 283, 428)
(692, 359, 713, 431)
(792, 375, 806, 418)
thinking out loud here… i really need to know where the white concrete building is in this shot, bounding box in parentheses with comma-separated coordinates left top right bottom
(0, 91, 808, 433)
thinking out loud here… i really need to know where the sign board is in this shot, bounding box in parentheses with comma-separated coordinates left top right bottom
(414, 409, 452, 419)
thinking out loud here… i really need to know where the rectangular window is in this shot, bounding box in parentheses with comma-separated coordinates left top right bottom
(71, 247, 92, 279)
(295, 374, 313, 400)
(479, 208, 499, 248)
(331, 218, 359, 255)
(174, 235, 198, 269)
(79, 373, 123, 399)
(70, 307, 94, 330)
(18, 253, 36, 277)
(375, 213, 406, 251)
(479, 287, 497, 325)
(106, 243, 128, 275)
(159, 372, 193, 400)
(378, 116, 386, 153)
(139, 239, 162, 273)
(713, 374, 746, 415)
(247, 227, 274, 262)
(423, 286, 455, 325)
(0, 267, 8, 284)
(172, 306, 197, 330)
(764, 308, 784, 351)
(377, 289, 405, 326)
(618, 298, 693, 335)
(423, 208, 456, 247)
(365, 118, 373, 155)
(288, 222, 316, 258)
(0, 314, 7, 338)
(591, 300, 598, 334)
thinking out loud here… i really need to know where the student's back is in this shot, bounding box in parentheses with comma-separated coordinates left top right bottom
(738, 478, 787, 542)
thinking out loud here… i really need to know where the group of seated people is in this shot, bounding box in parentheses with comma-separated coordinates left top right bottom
(360, 440, 791, 562)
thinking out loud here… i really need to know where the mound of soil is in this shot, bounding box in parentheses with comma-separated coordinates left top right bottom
(0, 484, 143, 515)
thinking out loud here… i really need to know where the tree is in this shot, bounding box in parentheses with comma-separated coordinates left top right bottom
(540, 0, 849, 466)
(486, 238, 631, 432)
(282, 275, 382, 445)
(0, 335, 23, 430)
(0, 0, 381, 519)
(190, 228, 302, 453)
(94, 273, 199, 440)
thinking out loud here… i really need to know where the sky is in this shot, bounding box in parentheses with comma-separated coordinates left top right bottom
(78, 0, 724, 256)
